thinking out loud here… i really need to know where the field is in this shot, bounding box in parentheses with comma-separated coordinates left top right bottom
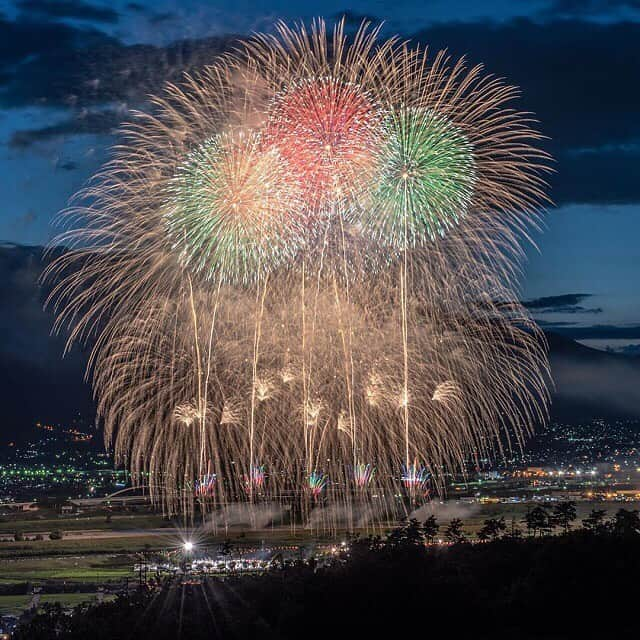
(0, 554, 135, 583)
(0, 592, 115, 615)
(0, 513, 169, 535)
(0, 534, 177, 557)
(0, 499, 637, 619)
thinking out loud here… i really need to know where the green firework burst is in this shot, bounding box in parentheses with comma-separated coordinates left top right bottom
(363, 108, 476, 247)
(165, 131, 303, 284)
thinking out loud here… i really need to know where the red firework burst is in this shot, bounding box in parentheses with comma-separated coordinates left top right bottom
(266, 77, 380, 212)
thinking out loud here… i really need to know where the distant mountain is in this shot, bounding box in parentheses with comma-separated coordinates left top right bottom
(0, 243, 94, 445)
(545, 330, 640, 420)
(0, 244, 638, 448)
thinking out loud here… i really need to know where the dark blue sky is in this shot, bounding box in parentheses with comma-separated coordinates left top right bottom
(1, 0, 639, 351)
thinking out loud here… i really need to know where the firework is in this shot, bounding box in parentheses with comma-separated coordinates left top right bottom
(363, 108, 476, 246)
(45, 19, 551, 529)
(245, 464, 266, 491)
(195, 473, 217, 497)
(254, 375, 277, 402)
(166, 130, 304, 283)
(337, 410, 353, 438)
(173, 399, 211, 427)
(401, 462, 429, 491)
(432, 380, 463, 407)
(266, 77, 381, 212)
(353, 463, 375, 488)
(304, 398, 324, 427)
(220, 398, 243, 425)
(308, 471, 328, 499)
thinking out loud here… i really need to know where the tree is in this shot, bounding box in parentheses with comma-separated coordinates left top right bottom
(612, 509, 640, 537)
(386, 519, 425, 549)
(444, 518, 466, 544)
(478, 517, 506, 541)
(523, 506, 552, 538)
(404, 518, 425, 546)
(552, 501, 577, 534)
(503, 517, 523, 540)
(422, 515, 440, 544)
(13, 530, 25, 542)
(582, 509, 608, 534)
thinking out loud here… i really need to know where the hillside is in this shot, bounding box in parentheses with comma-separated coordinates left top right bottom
(1, 244, 638, 446)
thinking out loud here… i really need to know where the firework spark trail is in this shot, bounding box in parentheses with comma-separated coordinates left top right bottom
(44, 19, 551, 529)
(353, 462, 375, 488)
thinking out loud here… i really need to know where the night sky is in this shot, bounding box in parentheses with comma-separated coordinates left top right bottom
(0, 0, 638, 356)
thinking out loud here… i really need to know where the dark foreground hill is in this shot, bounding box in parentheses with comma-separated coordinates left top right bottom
(13, 519, 640, 639)
(1, 243, 639, 445)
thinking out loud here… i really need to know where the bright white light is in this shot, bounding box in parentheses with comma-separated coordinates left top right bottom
(183, 541, 194, 552)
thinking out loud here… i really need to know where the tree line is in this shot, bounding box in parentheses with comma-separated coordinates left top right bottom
(12, 504, 640, 640)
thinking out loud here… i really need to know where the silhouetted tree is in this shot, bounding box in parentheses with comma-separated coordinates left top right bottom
(422, 515, 439, 544)
(582, 509, 608, 534)
(404, 518, 425, 545)
(552, 501, 577, 534)
(386, 519, 424, 549)
(524, 506, 552, 537)
(612, 509, 640, 537)
(478, 517, 506, 541)
(503, 517, 523, 540)
(444, 518, 466, 544)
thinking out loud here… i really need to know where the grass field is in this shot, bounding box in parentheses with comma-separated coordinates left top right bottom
(0, 501, 637, 589)
(0, 534, 173, 558)
(0, 554, 135, 583)
(0, 514, 169, 535)
(0, 592, 109, 615)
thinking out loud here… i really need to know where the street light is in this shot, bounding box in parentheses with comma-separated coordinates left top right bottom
(183, 541, 194, 552)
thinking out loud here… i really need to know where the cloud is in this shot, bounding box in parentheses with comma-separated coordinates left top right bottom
(17, 0, 119, 23)
(1, 14, 638, 205)
(540, 0, 640, 18)
(525, 293, 592, 308)
(11, 211, 38, 229)
(539, 307, 603, 314)
(333, 10, 380, 26)
(549, 325, 640, 340)
(0, 16, 235, 110)
(553, 143, 640, 205)
(0, 15, 114, 77)
(536, 320, 578, 327)
(523, 293, 603, 314)
(55, 159, 78, 171)
(148, 12, 176, 26)
(411, 19, 640, 205)
(610, 343, 640, 356)
(9, 109, 122, 148)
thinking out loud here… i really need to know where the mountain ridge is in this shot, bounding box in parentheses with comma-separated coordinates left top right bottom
(1, 244, 638, 446)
